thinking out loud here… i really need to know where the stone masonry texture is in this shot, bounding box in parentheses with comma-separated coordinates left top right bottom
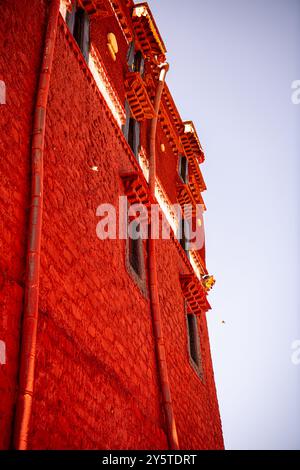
(0, 0, 224, 450)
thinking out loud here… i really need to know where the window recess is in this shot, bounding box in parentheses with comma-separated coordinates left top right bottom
(127, 43, 145, 76)
(178, 155, 189, 184)
(122, 101, 140, 159)
(121, 172, 150, 297)
(180, 217, 190, 261)
(186, 311, 203, 377)
(128, 221, 143, 277)
(67, 2, 90, 63)
(124, 42, 154, 123)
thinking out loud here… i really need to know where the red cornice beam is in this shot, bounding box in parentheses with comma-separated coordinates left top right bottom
(109, 0, 133, 42)
(188, 176, 206, 210)
(120, 171, 153, 207)
(180, 273, 211, 315)
(125, 71, 155, 121)
(176, 183, 197, 218)
(188, 158, 206, 192)
(78, 0, 113, 17)
(191, 250, 208, 276)
(132, 3, 167, 63)
(158, 102, 181, 154)
(162, 84, 183, 134)
(181, 121, 205, 164)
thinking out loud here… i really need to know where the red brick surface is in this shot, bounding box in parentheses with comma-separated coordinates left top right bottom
(0, 0, 47, 450)
(0, 0, 223, 450)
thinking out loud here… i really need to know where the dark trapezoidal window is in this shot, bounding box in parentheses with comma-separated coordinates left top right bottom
(179, 155, 188, 184)
(134, 50, 145, 76)
(66, 4, 90, 63)
(128, 221, 143, 277)
(180, 218, 190, 260)
(127, 42, 145, 77)
(187, 313, 202, 370)
(122, 102, 140, 159)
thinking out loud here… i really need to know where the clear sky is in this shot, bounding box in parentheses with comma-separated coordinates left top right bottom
(146, 0, 300, 449)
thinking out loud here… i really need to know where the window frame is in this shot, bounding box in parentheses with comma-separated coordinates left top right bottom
(125, 219, 148, 297)
(133, 50, 145, 77)
(180, 217, 190, 260)
(128, 220, 143, 277)
(185, 308, 204, 380)
(122, 101, 140, 159)
(66, 2, 90, 63)
(178, 155, 189, 184)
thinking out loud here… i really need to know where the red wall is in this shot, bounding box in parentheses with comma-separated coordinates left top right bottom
(155, 125, 180, 205)
(91, 14, 128, 104)
(0, 1, 223, 450)
(156, 238, 223, 449)
(0, 0, 47, 449)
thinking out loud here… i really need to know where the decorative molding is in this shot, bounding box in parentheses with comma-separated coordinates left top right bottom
(187, 158, 206, 193)
(176, 183, 197, 218)
(180, 273, 211, 315)
(159, 102, 181, 155)
(120, 171, 152, 207)
(138, 146, 149, 182)
(190, 251, 207, 281)
(155, 177, 179, 235)
(108, 0, 133, 43)
(162, 84, 183, 134)
(181, 121, 205, 164)
(125, 72, 155, 121)
(132, 3, 167, 62)
(78, 0, 113, 17)
(189, 175, 206, 210)
(138, 148, 179, 234)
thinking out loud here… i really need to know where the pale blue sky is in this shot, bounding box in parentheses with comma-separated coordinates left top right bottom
(146, 0, 300, 449)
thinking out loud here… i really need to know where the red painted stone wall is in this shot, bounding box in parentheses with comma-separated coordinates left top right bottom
(155, 125, 180, 205)
(0, 0, 47, 449)
(156, 238, 223, 449)
(91, 14, 128, 104)
(0, 0, 223, 450)
(28, 20, 165, 449)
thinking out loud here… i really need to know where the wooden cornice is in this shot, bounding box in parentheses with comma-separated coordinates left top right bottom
(188, 175, 206, 210)
(125, 71, 155, 121)
(108, 0, 133, 42)
(161, 84, 183, 135)
(190, 250, 207, 277)
(132, 3, 167, 62)
(180, 273, 211, 315)
(78, 0, 113, 17)
(79, 1, 133, 42)
(120, 171, 153, 207)
(181, 121, 205, 164)
(158, 102, 182, 154)
(188, 157, 206, 192)
(176, 183, 197, 218)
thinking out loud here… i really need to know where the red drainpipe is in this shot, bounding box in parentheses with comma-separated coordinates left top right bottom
(13, 0, 60, 450)
(148, 63, 179, 450)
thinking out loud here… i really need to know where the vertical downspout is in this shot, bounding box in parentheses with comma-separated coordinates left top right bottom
(13, 0, 60, 450)
(148, 63, 179, 450)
